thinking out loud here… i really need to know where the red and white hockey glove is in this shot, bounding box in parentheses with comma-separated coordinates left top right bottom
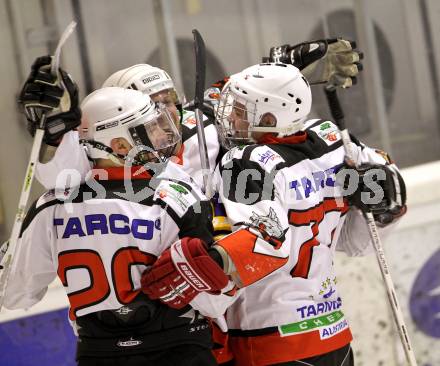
(141, 237, 229, 309)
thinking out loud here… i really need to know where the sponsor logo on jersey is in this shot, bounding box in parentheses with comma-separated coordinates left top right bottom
(319, 277, 337, 299)
(258, 150, 282, 165)
(296, 297, 342, 319)
(185, 117, 197, 126)
(116, 337, 143, 347)
(142, 74, 160, 84)
(155, 182, 195, 215)
(247, 208, 286, 249)
(182, 111, 207, 129)
(289, 163, 343, 199)
(54, 214, 157, 240)
(310, 121, 341, 146)
(319, 318, 348, 339)
(170, 183, 188, 195)
(252, 147, 285, 170)
(279, 309, 347, 338)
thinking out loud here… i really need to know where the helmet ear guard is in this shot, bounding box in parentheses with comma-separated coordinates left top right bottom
(215, 63, 312, 149)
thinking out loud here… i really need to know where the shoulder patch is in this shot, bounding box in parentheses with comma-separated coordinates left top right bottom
(250, 146, 285, 172)
(182, 110, 208, 129)
(309, 120, 341, 146)
(154, 180, 198, 217)
(221, 145, 247, 166)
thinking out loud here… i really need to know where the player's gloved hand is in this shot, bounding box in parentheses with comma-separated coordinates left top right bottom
(18, 55, 81, 146)
(266, 38, 362, 88)
(0, 241, 9, 270)
(141, 237, 229, 309)
(342, 163, 407, 226)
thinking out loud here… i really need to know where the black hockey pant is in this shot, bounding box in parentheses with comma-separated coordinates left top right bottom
(77, 344, 217, 366)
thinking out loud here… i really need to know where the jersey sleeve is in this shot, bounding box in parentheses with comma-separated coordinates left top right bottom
(152, 174, 214, 253)
(336, 140, 404, 256)
(4, 195, 58, 309)
(36, 131, 91, 190)
(212, 145, 291, 287)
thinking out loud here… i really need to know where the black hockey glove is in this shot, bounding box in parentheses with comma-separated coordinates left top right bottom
(18, 55, 81, 146)
(265, 38, 363, 88)
(341, 163, 407, 226)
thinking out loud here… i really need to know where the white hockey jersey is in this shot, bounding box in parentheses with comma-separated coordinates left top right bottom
(212, 119, 394, 364)
(35, 110, 220, 190)
(4, 163, 219, 338)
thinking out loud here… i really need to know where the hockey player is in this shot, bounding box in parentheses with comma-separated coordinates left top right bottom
(141, 63, 407, 366)
(4, 85, 230, 365)
(21, 38, 362, 192)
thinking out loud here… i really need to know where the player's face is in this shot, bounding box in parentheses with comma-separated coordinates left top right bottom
(150, 88, 180, 127)
(110, 137, 133, 156)
(227, 101, 249, 138)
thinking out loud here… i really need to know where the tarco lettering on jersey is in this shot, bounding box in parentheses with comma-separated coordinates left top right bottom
(289, 163, 343, 199)
(54, 214, 157, 240)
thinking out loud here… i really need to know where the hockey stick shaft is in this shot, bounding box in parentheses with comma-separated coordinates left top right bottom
(192, 29, 212, 198)
(324, 86, 418, 366)
(0, 21, 77, 312)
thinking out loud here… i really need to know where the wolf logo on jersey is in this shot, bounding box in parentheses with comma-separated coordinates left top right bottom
(247, 208, 287, 249)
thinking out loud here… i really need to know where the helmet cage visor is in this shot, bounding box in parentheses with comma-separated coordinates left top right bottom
(216, 86, 271, 149)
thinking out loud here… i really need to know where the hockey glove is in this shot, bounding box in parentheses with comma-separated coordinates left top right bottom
(141, 237, 229, 309)
(18, 55, 81, 146)
(342, 163, 407, 226)
(266, 38, 362, 88)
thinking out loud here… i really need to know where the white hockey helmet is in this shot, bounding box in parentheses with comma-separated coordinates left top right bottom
(80, 87, 181, 165)
(216, 62, 312, 149)
(102, 64, 181, 104)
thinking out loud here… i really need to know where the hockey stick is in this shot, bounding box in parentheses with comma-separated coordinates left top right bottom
(192, 29, 212, 198)
(0, 21, 77, 312)
(324, 86, 418, 366)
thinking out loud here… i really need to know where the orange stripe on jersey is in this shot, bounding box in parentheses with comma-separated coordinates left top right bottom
(230, 327, 352, 366)
(216, 229, 289, 287)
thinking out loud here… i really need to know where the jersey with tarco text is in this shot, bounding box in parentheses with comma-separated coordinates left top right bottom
(4, 163, 217, 348)
(35, 109, 220, 190)
(212, 119, 392, 365)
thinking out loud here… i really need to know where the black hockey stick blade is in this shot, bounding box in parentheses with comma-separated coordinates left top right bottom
(324, 86, 346, 130)
(192, 29, 206, 108)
